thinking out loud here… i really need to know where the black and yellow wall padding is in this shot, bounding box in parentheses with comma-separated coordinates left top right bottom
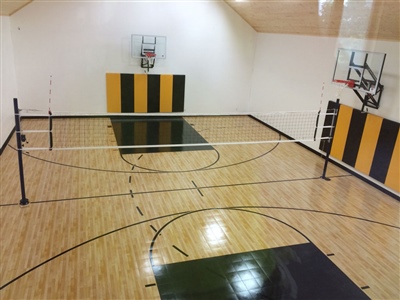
(106, 73, 185, 113)
(320, 101, 399, 193)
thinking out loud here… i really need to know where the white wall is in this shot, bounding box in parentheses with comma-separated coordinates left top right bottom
(9, 1, 256, 114)
(0, 16, 18, 149)
(250, 33, 399, 144)
(250, 34, 399, 121)
(250, 33, 400, 193)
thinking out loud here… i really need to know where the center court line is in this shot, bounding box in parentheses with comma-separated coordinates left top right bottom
(0, 175, 352, 207)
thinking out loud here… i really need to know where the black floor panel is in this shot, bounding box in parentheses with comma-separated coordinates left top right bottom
(153, 243, 369, 300)
(111, 117, 213, 154)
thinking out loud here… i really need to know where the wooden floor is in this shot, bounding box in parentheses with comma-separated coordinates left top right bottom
(0, 117, 399, 299)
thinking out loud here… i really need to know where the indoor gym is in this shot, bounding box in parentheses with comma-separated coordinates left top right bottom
(1, 1, 399, 300)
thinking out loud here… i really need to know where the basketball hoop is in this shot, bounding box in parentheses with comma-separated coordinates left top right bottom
(332, 79, 355, 98)
(141, 52, 156, 72)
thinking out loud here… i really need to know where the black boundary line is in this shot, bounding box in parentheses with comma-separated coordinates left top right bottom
(250, 114, 400, 201)
(297, 142, 400, 201)
(129, 176, 131, 183)
(130, 189, 134, 198)
(1, 204, 398, 291)
(327, 253, 335, 256)
(144, 283, 156, 288)
(172, 245, 189, 257)
(2, 173, 397, 229)
(0, 175, 335, 206)
(150, 225, 158, 232)
(191, 180, 204, 197)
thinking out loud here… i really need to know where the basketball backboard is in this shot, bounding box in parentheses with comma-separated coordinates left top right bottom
(131, 34, 166, 59)
(332, 48, 386, 95)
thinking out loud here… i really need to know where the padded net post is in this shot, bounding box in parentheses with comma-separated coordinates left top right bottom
(321, 99, 340, 180)
(13, 98, 29, 207)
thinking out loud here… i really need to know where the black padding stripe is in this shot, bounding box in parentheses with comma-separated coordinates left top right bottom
(120, 74, 134, 113)
(342, 109, 367, 167)
(370, 119, 399, 183)
(172, 75, 185, 112)
(147, 75, 160, 112)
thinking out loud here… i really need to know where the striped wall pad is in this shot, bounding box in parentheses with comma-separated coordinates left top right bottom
(106, 73, 185, 113)
(320, 101, 399, 193)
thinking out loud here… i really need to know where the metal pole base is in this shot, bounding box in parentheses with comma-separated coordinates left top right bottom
(19, 198, 30, 207)
(320, 176, 331, 181)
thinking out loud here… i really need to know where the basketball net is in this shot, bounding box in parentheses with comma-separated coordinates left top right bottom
(332, 79, 355, 98)
(141, 53, 156, 71)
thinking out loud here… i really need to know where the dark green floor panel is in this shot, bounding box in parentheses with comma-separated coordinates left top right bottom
(111, 117, 213, 154)
(153, 243, 369, 300)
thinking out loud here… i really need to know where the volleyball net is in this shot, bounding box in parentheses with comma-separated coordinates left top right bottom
(12, 98, 340, 206)
(15, 109, 336, 152)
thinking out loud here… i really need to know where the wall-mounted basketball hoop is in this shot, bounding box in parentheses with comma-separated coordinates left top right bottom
(131, 34, 166, 72)
(141, 53, 156, 72)
(332, 79, 355, 98)
(332, 48, 386, 112)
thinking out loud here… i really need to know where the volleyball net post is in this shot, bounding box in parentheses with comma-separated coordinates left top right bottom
(13, 98, 29, 207)
(320, 99, 340, 180)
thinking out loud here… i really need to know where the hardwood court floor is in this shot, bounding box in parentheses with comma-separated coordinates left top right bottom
(0, 117, 399, 299)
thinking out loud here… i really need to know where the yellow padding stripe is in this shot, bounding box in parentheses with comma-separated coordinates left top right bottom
(106, 73, 121, 113)
(385, 130, 400, 192)
(134, 74, 148, 113)
(355, 114, 383, 175)
(331, 105, 353, 161)
(160, 75, 173, 112)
